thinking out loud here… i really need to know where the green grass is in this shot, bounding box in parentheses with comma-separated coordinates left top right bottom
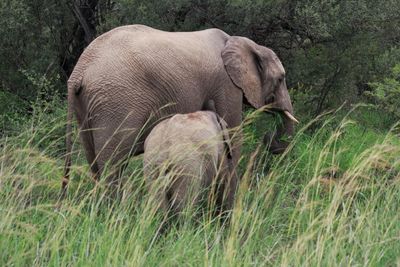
(0, 104, 399, 266)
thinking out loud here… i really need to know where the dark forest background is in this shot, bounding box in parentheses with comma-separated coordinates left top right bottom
(1, 0, 400, 133)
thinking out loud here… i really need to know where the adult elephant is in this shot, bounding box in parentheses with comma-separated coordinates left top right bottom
(61, 24, 297, 207)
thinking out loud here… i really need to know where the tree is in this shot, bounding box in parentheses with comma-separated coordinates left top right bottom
(1, 0, 399, 119)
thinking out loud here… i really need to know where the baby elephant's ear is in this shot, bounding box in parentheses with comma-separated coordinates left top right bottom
(216, 116, 232, 159)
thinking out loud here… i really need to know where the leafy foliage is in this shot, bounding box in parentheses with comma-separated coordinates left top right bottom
(367, 64, 400, 119)
(1, 0, 400, 119)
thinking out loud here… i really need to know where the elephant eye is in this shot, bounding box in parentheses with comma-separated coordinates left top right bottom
(255, 59, 263, 73)
(266, 94, 275, 104)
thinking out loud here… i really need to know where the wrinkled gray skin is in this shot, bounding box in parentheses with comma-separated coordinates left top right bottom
(143, 111, 231, 214)
(62, 25, 296, 208)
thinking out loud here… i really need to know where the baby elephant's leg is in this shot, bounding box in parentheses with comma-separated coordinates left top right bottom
(169, 172, 201, 216)
(144, 164, 170, 216)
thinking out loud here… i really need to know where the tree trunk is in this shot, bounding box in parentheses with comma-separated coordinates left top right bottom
(60, 0, 100, 79)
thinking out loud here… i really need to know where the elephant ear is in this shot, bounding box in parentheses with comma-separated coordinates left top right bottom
(222, 37, 264, 109)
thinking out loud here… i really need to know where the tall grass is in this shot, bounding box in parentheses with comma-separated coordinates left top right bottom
(0, 105, 399, 266)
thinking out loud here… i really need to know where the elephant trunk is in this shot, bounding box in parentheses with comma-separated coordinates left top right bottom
(264, 112, 295, 154)
(263, 82, 296, 154)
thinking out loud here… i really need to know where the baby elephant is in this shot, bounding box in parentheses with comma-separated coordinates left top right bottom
(143, 111, 232, 217)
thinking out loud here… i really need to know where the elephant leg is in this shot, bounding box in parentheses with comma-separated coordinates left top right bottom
(168, 176, 189, 215)
(91, 126, 142, 188)
(213, 85, 243, 211)
(222, 166, 238, 211)
(79, 125, 100, 181)
(213, 153, 237, 214)
(143, 150, 172, 220)
(169, 169, 202, 217)
(146, 171, 170, 215)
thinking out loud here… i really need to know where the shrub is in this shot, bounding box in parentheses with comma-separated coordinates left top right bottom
(367, 64, 400, 120)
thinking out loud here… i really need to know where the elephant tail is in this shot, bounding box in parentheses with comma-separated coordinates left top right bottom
(59, 82, 78, 200)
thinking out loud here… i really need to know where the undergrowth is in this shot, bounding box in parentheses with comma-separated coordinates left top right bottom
(0, 103, 399, 266)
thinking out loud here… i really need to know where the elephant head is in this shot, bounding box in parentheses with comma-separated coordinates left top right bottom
(222, 37, 298, 154)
